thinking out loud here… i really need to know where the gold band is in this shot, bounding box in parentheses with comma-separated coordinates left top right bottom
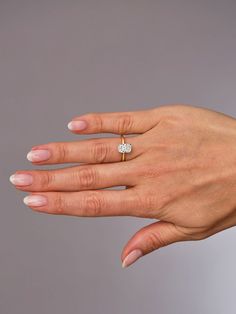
(118, 134, 132, 161)
(121, 134, 126, 161)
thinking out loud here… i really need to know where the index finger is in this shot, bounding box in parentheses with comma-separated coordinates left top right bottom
(24, 188, 143, 217)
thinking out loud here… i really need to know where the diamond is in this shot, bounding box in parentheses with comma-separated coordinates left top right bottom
(118, 143, 132, 153)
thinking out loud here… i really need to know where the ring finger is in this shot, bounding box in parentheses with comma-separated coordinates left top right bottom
(26, 136, 143, 165)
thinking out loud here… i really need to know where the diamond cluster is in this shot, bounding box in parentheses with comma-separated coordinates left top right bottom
(118, 143, 132, 153)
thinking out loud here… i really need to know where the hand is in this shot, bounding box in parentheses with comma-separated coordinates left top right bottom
(9, 104, 236, 268)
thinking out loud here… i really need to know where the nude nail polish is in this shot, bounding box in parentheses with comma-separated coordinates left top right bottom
(9, 174, 33, 186)
(23, 195, 48, 206)
(122, 249, 143, 268)
(67, 120, 87, 131)
(27, 149, 51, 162)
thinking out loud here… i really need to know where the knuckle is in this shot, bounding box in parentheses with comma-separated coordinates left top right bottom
(131, 189, 161, 218)
(77, 166, 97, 189)
(146, 231, 167, 251)
(140, 189, 170, 219)
(91, 141, 110, 163)
(146, 195, 165, 218)
(145, 193, 159, 211)
(87, 113, 103, 130)
(55, 143, 67, 162)
(83, 192, 103, 216)
(116, 114, 133, 134)
(52, 193, 67, 214)
(39, 171, 54, 189)
(129, 188, 148, 217)
(47, 142, 67, 162)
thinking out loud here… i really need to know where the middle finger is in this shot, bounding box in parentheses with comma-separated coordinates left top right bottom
(10, 162, 137, 192)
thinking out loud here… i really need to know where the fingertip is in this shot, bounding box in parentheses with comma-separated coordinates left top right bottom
(121, 249, 143, 268)
(26, 149, 51, 163)
(67, 120, 88, 131)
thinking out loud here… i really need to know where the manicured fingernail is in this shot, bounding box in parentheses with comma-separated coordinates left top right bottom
(23, 195, 48, 206)
(67, 120, 87, 131)
(122, 249, 143, 268)
(27, 149, 51, 162)
(9, 173, 33, 186)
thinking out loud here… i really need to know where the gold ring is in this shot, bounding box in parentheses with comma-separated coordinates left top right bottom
(118, 134, 132, 162)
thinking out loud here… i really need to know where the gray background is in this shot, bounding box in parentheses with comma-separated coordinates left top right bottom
(1, 0, 236, 313)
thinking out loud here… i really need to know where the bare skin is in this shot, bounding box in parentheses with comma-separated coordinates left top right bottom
(9, 104, 236, 267)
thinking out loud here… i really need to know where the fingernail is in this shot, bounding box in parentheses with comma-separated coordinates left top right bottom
(27, 149, 51, 162)
(67, 120, 87, 131)
(9, 173, 33, 186)
(122, 249, 143, 268)
(23, 195, 48, 206)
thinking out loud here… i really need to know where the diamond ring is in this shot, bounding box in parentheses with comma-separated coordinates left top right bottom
(118, 135, 132, 161)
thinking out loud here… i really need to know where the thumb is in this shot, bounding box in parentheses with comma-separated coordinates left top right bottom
(121, 221, 186, 268)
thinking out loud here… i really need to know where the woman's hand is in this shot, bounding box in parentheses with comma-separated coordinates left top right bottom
(9, 104, 236, 267)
